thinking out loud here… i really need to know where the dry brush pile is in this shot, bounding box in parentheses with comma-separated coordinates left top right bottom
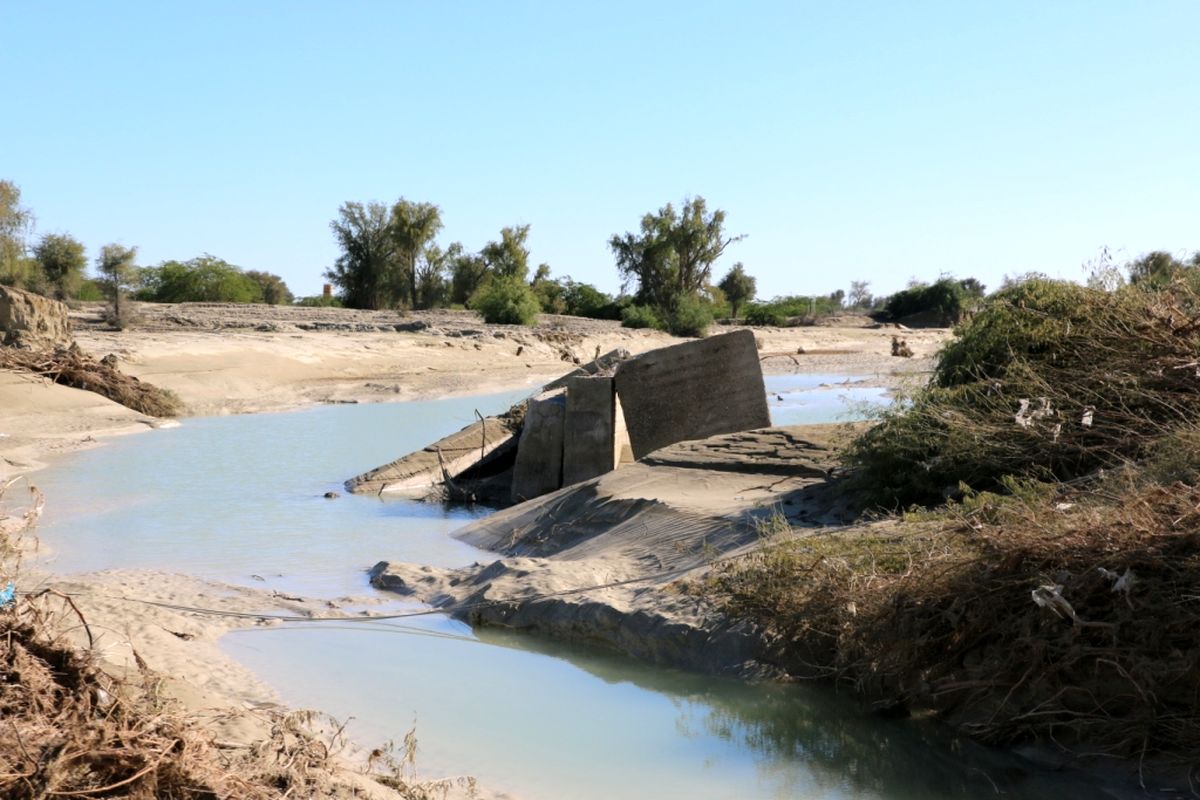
(707, 277, 1200, 770)
(0, 346, 182, 418)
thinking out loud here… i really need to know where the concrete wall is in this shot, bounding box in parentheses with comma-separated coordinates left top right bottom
(563, 376, 616, 485)
(613, 329, 770, 460)
(511, 389, 566, 502)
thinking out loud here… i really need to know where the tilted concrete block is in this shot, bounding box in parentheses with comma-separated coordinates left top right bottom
(613, 329, 770, 460)
(563, 376, 616, 485)
(511, 389, 566, 502)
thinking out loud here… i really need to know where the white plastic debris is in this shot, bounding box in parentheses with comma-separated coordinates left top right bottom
(1081, 407, 1095, 427)
(1031, 584, 1077, 620)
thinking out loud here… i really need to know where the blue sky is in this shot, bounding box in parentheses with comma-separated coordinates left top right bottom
(3, 1, 1198, 300)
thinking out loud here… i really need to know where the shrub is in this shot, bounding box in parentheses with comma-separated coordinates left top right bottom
(665, 294, 712, 337)
(468, 275, 540, 325)
(295, 294, 343, 307)
(743, 303, 785, 326)
(882, 278, 983, 325)
(845, 278, 1200, 506)
(620, 304, 661, 329)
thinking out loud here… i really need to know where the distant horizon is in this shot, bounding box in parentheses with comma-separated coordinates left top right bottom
(4, 1, 1197, 301)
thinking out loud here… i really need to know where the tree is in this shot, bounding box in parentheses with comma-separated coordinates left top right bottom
(1128, 250, 1189, 288)
(717, 262, 756, 319)
(0, 180, 36, 288)
(481, 225, 531, 280)
(244, 270, 293, 304)
(96, 244, 139, 328)
(610, 197, 743, 312)
(324, 202, 399, 309)
(414, 244, 450, 308)
(390, 199, 443, 309)
(33, 233, 87, 299)
(848, 280, 872, 309)
(139, 255, 264, 303)
(448, 243, 488, 305)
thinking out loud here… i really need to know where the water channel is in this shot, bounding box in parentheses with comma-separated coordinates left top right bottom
(29, 377, 1110, 799)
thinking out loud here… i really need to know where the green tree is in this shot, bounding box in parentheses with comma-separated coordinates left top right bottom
(244, 270, 293, 304)
(481, 225, 531, 280)
(1128, 250, 1190, 288)
(324, 201, 399, 309)
(139, 255, 263, 303)
(717, 262, 756, 319)
(414, 243, 450, 308)
(96, 243, 139, 328)
(33, 233, 87, 300)
(390, 199, 443, 309)
(0, 180, 37, 288)
(609, 197, 743, 313)
(448, 243, 488, 305)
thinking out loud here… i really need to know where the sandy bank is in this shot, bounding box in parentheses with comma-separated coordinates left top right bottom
(368, 426, 853, 676)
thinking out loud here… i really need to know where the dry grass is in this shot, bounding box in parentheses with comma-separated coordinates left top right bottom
(0, 346, 182, 417)
(706, 477, 1200, 765)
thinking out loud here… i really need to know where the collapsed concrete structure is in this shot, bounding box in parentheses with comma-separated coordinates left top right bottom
(345, 330, 772, 505)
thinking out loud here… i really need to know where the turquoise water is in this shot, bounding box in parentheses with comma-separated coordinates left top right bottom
(29, 379, 1110, 800)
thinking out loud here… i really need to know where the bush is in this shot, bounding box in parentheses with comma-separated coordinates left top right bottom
(468, 275, 540, 325)
(137, 256, 264, 303)
(743, 303, 785, 326)
(562, 280, 621, 319)
(882, 278, 983, 325)
(295, 294, 342, 307)
(665, 294, 712, 337)
(620, 304, 661, 329)
(845, 278, 1200, 506)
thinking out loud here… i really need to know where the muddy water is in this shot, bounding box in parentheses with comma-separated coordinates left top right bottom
(31, 381, 1111, 799)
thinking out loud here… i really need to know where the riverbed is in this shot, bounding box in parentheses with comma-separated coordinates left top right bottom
(29, 379, 1108, 799)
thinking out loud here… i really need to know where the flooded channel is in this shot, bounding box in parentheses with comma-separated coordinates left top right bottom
(31, 380, 1110, 799)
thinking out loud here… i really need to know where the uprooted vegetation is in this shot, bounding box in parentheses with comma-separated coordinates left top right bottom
(704, 276, 1200, 769)
(0, 346, 182, 417)
(0, 483, 466, 799)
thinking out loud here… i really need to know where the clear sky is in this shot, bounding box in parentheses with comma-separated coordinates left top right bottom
(3, 1, 1198, 300)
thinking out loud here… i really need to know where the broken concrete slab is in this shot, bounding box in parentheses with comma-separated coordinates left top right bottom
(510, 389, 566, 503)
(345, 411, 521, 496)
(613, 329, 770, 460)
(562, 376, 616, 485)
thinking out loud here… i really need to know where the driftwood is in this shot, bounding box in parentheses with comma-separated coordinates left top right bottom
(0, 346, 181, 417)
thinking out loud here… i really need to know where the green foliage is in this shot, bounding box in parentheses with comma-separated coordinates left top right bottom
(1127, 250, 1200, 290)
(324, 201, 401, 309)
(717, 262, 756, 319)
(620, 304, 661, 329)
(468, 275, 540, 325)
(664, 293, 712, 337)
(448, 244, 488, 305)
(33, 233, 87, 299)
(743, 294, 843, 326)
(0, 180, 37, 288)
(138, 255, 263, 303)
(76, 279, 105, 302)
(295, 294, 343, 307)
(609, 196, 743, 311)
(845, 278, 1200, 507)
(96, 243, 139, 329)
(390, 199, 443, 308)
(244, 270, 293, 305)
(480, 225, 531, 281)
(882, 277, 984, 325)
(531, 274, 566, 314)
(561, 279, 621, 319)
(743, 303, 785, 326)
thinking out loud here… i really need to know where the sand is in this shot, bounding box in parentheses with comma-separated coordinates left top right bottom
(0, 302, 950, 796)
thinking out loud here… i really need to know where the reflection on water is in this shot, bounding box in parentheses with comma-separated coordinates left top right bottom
(765, 374, 890, 427)
(31, 380, 1111, 800)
